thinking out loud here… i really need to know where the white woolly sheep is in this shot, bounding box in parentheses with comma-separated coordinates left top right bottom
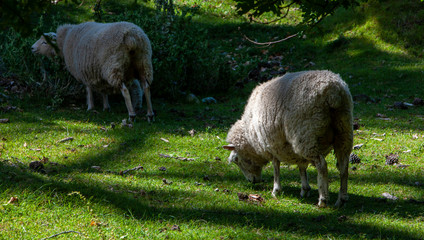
(31, 21, 154, 121)
(223, 70, 353, 207)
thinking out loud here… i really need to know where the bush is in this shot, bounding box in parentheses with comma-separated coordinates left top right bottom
(106, 4, 234, 99)
(0, 1, 236, 104)
(0, 17, 84, 107)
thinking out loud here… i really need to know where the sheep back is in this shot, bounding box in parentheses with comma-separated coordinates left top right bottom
(56, 21, 152, 94)
(226, 70, 353, 165)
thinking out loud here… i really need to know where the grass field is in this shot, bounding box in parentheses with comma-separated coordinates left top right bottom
(1, 0, 424, 239)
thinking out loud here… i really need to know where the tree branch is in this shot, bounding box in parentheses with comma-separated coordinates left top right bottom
(238, 27, 299, 46)
(40, 231, 84, 240)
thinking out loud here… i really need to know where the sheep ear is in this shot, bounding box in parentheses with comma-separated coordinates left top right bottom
(223, 145, 235, 151)
(44, 32, 57, 42)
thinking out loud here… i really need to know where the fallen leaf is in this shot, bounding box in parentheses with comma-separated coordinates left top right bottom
(40, 157, 49, 164)
(248, 194, 264, 202)
(29, 161, 44, 172)
(56, 137, 74, 143)
(171, 225, 180, 231)
(162, 178, 173, 185)
(120, 165, 143, 175)
(338, 215, 348, 222)
(91, 166, 102, 171)
(353, 144, 363, 150)
(160, 138, 169, 143)
(7, 196, 18, 204)
(237, 192, 248, 201)
(188, 129, 196, 137)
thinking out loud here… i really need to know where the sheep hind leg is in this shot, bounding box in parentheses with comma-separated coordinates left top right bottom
(335, 152, 349, 207)
(120, 83, 136, 122)
(130, 80, 143, 112)
(299, 164, 311, 198)
(86, 86, 95, 111)
(142, 79, 154, 122)
(272, 159, 281, 197)
(315, 155, 329, 208)
(102, 94, 110, 111)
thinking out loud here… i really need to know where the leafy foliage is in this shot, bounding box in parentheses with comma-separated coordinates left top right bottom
(0, 0, 51, 36)
(235, 0, 361, 25)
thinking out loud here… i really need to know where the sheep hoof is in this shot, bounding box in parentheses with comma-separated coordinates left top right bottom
(147, 114, 155, 122)
(129, 114, 136, 122)
(335, 196, 348, 208)
(300, 188, 311, 198)
(317, 199, 327, 208)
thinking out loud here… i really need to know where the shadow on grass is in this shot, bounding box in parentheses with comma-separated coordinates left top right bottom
(1, 1, 424, 239)
(1, 160, 423, 239)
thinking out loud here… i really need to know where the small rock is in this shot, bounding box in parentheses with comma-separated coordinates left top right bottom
(202, 97, 217, 104)
(381, 192, 398, 201)
(393, 102, 408, 110)
(214, 188, 219, 192)
(353, 144, 363, 150)
(186, 93, 200, 104)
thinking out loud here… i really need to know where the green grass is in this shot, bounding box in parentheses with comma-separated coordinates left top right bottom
(1, 0, 424, 239)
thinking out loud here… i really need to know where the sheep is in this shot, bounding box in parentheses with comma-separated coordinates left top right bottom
(223, 70, 353, 207)
(31, 21, 154, 121)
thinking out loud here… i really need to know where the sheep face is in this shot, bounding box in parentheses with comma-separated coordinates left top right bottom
(31, 33, 57, 58)
(224, 145, 263, 183)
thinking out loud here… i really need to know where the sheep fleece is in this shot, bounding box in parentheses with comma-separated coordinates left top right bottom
(227, 70, 353, 166)
(56, 21, 152, 94)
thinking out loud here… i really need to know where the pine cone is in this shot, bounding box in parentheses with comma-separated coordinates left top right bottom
(385, 154, 399, 165)
(349, 153, 361, 164)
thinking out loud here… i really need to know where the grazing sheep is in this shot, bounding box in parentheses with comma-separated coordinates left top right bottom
(223, 70, 353, 207)
(31, 21, 154, 121)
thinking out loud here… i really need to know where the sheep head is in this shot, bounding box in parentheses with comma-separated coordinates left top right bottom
(223, 144, 263, 183)
(31, 32, 58, 58)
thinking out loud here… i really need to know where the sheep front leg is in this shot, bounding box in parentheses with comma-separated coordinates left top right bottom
(335, 153, 349, 207)
(142, 79, 154, 122)
(315, 156, 329, 208)
(102, 94, 110, 111)
(86, 86, 95, 111)
(120, 83, 136, 122)
(272, 159, 281, 197)
(299, 164, 311, 198)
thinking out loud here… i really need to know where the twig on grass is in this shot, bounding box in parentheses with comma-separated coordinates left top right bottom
(40, 230, 84, 240)
(238, 27, 299, 46)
